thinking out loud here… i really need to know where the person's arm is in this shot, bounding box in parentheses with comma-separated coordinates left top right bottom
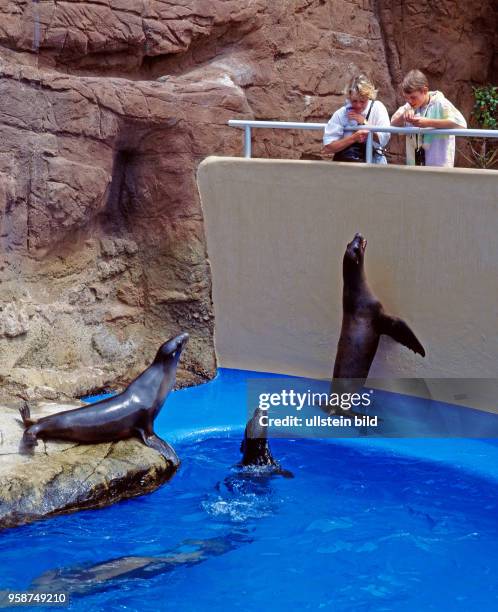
(322, 129, 369, 155)
(391, 104, 412, 127)
(347, 108, 382, 144)
(409, 98, 467, 129)
(409, 117, 464, 129)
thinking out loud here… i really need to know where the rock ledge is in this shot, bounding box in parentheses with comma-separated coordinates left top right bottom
(0, 402, 177, 530)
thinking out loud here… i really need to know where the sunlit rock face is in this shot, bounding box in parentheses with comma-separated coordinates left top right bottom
(0, 1, 494, 400)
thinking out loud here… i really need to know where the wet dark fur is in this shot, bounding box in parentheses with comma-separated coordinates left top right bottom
(18, 333, 189, 464)
(333, 234, 425, 393)
(240, 408, 293, 478)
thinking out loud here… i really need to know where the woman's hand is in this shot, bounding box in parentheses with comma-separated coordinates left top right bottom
(322, 128, 368, 155)
(354, 129, 369, 143)
(347, 110, 366, 124)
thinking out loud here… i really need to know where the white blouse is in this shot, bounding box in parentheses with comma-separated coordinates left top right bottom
(323, 99, 391, 151)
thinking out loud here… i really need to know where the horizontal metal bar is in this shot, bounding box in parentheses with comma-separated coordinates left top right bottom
(341, 126, 498, 137)
(229, 120, 327, 130)
(228, 119, 498, 138)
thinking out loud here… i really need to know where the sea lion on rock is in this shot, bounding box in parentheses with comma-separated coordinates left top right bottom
(332, 233, 425, 397)
(19, 333, 189, 465)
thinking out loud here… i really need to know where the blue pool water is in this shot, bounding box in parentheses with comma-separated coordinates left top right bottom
(2, 370, 498, 611)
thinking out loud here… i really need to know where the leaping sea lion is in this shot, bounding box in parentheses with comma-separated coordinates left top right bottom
(332, 233, 425, 395)
(19, 332, 189, 465)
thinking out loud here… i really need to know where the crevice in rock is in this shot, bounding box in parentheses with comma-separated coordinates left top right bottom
(64, 443, 114, 505)
(372, 0, 402, 104)
(100, 148, 139, 236)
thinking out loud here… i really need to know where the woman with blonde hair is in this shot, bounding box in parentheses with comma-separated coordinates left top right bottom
(323, 75, 391, 164)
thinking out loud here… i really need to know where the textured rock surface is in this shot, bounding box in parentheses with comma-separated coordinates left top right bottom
(377, 0, 497, 119)
(376, 0, 497, 162)
(0, 1, 495, 400)
(0, 41, 248, 400)
(0, 401, 178, 529)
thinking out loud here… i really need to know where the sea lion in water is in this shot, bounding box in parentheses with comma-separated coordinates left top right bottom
(332, 233, 425, 397)
(215, 407, 293, 496)
(31, 533, 252, 597)
(239, 408, 293, 477)
(19, 332, 189, 465)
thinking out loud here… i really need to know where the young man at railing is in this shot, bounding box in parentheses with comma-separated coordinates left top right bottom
(391, 69, 467, 167)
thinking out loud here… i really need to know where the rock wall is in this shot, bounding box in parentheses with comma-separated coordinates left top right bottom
(0, 2, 258, 400)
(0, 1, 495, 400)
(376, 0, 498, 120)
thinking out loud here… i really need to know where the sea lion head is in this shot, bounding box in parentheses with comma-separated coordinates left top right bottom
(243, 408, 267, 442)
(345, 233, 367, 266)
(240, 408, 270, 462)
(154, 332, 189, 364)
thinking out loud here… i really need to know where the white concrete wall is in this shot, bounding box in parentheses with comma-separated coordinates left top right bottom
(198, 157, 498, 394)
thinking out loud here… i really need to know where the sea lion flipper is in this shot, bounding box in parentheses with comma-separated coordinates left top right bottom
(19, 431, 38, 454)
(379, 315, 426, 357)
(19, 401, 35, 427)
(147, 435, 180, 467)
(277, 468, 294, 479)
(18, 402, 38, 452)
(137, 429, 180, 467)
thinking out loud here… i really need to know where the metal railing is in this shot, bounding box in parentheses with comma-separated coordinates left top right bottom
(228, 119, 498, 163)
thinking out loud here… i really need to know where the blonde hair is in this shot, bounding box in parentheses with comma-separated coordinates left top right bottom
(402, 69, 429, 93)
(348, 75, 377, 100)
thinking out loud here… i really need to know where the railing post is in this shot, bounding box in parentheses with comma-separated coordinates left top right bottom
(244, 125, 252, 158)
(365, 131, 373, 163)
